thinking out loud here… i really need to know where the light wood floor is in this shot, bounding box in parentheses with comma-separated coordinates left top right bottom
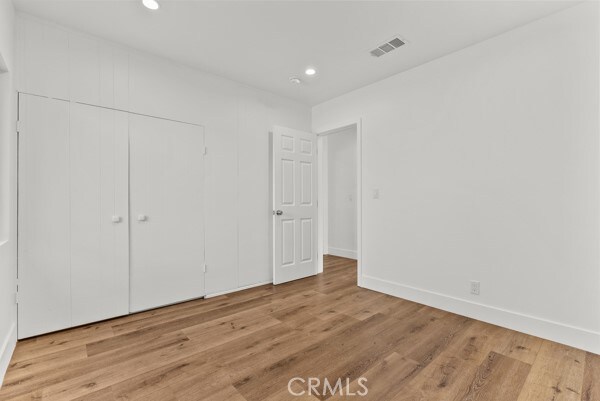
(1, 255, 598, 401)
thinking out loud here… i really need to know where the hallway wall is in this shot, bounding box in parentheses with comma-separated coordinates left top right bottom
(326, 127, 357, 259)
(313, 2, 600, 353)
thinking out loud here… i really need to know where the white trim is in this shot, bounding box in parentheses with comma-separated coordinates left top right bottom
(327, 247, 357, 260)
(316, 118, 363, 286)
(205, 281, 272, 298)
(17, 92, 204, 129)
(362, 274, 600, 354)
(0, 322, 17, 387)
(314, 120, 359, 137)
(317, 135, 328, 272)
(356, 119, 363, 287)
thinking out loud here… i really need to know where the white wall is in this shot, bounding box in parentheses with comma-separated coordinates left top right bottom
(325, 128, 357, 259)
(0, 0, 16, 387)
(313, 2, 600, 353)
(14, 14, 311, 299)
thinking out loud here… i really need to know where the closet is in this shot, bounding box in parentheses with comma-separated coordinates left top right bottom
(17, 94, 205, 339)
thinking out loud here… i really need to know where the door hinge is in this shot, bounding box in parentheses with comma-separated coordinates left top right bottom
(16, 120, 21, 134)
(15, 279, 19, 304)
(203, 146, 207, 155)
(203, 263, 207, 273)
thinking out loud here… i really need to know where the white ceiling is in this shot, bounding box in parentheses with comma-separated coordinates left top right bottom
(13, 0, 576, 105)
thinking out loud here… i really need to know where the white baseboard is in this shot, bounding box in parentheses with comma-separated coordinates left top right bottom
(205, 281, 272, 298)
(361, 274, 600, 354)
(0, 322, 17, 388)
(327, 247, 357, 260)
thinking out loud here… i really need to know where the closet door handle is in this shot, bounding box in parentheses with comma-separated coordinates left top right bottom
(112, 215, 122, 223)
(137, 214, 148, 222)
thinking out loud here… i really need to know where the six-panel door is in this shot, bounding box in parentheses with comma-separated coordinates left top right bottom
(272, 126, 318, 284)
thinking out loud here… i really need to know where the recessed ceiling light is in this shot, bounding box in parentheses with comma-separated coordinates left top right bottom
(142, 0, 160, 10)
(305, 67, 316, 76)
(289, 76, 301, 85)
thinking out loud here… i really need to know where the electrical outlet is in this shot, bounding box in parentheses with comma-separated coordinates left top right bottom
(373, 189, 380, 199)
(470, 281, 480, 295)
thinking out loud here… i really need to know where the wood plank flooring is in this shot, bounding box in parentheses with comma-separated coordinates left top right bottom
(1, 255, 598, 401)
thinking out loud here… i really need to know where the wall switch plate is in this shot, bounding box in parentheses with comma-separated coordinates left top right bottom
(373, 189, 380, 199)
(470, 281, 480, 295)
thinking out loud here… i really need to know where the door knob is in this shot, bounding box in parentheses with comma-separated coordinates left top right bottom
(137, 214, 148, 222)
(111, 215, 122, 223)
(274, 210, 283, 216)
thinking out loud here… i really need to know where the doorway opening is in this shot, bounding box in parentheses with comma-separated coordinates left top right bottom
(271, 122, 361, 286)
(317, 121, 361, 285)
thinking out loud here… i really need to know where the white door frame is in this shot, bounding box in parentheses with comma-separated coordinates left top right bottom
(316, 119, 363, 287)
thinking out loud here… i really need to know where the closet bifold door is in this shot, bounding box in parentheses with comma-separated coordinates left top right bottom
(18, 97, 129, 339)
(69, 103, 129, 326)
(129, 114, 205, 313)
(18, 95, 71, 339)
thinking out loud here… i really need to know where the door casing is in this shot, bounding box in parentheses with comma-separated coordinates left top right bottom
(316, 119, 363, 286)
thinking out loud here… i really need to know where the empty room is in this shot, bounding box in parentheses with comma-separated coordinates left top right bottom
(0, 0, 599, 400)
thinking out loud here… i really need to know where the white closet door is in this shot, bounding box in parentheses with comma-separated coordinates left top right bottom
(18, 95, 71, 338)
(129, 114, 205, 312)
(70, 103, 129, 326)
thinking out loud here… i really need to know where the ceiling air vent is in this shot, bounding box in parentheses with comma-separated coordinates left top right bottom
(370, 36, 406, 58)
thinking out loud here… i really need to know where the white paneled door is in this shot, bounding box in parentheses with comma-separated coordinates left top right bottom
(129, 115, 205, 312)
(272, 126, 318, 284)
